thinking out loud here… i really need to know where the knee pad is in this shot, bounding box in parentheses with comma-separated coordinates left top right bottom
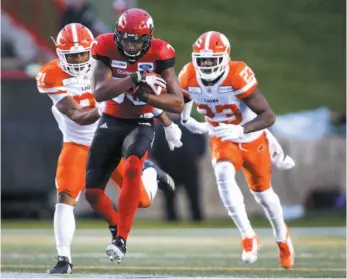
(252, 188, 279, 207)
(214, 161, 236, 185)
(214, 161, 244, 205)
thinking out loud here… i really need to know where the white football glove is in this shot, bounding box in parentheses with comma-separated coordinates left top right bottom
(181, 117, 209, 134)
(211, 123, 244, 141)
(164, 122, 183, 151)
(95, 101, 106, 116)
(273, 154, 296, 170)
(141, 72, 166, 95)
(265, 129, 295, 170)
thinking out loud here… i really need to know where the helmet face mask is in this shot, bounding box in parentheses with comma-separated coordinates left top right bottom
(114, 8, 154, 62)
(192, 31, 231, 82)
(192, 51, 229, 82)
(55, 23, 94, 77)
(119, 33, 144, 57)
(57, 49, 92, 76)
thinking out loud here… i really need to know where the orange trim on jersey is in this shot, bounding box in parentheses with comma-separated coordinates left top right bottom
(49, 90, 69, 95)
(236, 89, 254, 99)
(38, 88, 68, 94)
(234, 78, 258, 99)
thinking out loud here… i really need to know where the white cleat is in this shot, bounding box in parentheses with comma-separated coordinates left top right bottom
(241, 236, 260, 263)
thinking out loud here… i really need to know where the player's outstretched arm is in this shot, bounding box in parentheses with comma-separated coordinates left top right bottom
(157, 112, 172, 127)
(242, 88, 276, 133)
(91, 60, 136, 102)
(56, 96, 100, 125)
(134, 68, 184, 113)
(155, 111, 183, 150)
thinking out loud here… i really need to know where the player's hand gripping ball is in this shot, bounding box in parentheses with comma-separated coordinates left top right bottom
(139, 72, 167, 95)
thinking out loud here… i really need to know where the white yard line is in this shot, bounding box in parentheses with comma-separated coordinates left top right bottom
(2, 252, 346, 260)
(0, 274, 344, 279)
(2, 227, 346, 237)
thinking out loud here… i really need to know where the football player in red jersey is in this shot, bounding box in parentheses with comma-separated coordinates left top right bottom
(37, 22, 182, 274)
(85, 8, 184, 263)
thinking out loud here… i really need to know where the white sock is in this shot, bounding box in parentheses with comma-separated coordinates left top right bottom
(54, 203, 75, 263)
(251, 188, 287, 242)
(214, 161, 255, 238)
(141, 167, 158, 202)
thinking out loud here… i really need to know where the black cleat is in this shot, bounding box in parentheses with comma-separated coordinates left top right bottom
(47, 256, 72, 274)
(106, 236, 127, 263)
(143, 160, 175, 192)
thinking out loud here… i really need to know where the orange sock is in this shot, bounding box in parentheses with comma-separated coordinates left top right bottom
(117, 154, 146, 240)
(85, 188, 119, 226)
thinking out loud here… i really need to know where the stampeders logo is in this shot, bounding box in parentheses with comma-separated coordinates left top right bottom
(116, 69, 133, 75)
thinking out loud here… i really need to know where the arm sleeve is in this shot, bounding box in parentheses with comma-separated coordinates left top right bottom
(178, 64, 192, 103)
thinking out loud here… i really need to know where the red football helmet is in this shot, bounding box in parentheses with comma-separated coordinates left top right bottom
(114, 8, 154, 62)
(192, 31, 231, 81)
(54, 23, 95, 76)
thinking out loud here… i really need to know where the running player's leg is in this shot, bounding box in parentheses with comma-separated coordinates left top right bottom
(242, 133, 294, 268)
(110, 159, 153, 208)
(85, 115, 128, 234)
(48, 142, 89, 274)
(111, 159, 174, 209)
(106, 119, 155, 262)
(210, 136, 259, 263)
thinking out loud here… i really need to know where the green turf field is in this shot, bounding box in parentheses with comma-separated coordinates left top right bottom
(1, 227, 345, 278)
(2, 211, 346, 230)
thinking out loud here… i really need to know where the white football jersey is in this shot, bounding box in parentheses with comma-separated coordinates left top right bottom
(36, 59, 98, 146)
(179, 60, 263, 143)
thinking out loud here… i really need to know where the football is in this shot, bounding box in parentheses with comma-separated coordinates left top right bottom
(140, 72, 167, 95)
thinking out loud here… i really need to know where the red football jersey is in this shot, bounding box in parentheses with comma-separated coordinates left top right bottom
(91, 33, 175, 119)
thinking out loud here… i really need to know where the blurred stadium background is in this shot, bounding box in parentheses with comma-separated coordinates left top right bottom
(1, 0, 346, 278)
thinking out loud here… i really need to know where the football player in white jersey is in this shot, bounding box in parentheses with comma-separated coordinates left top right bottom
(36, 23, 182, 274)
(178, 31, 295, 269)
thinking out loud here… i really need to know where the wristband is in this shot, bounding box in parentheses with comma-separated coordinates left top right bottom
(130, 71, 141, 85)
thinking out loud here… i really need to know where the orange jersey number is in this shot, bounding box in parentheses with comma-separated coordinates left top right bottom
(197, 103, 242, 125)
(73, 92, 96, 109)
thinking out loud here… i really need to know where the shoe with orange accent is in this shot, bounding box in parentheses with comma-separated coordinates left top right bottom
(277, 233, 294, 269)
(241, 236, 259, 263)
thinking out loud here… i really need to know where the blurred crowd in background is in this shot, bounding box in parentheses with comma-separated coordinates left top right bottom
(1, 0, 346, 222)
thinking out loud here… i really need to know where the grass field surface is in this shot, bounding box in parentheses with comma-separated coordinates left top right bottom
(1, 227, 345, 278)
